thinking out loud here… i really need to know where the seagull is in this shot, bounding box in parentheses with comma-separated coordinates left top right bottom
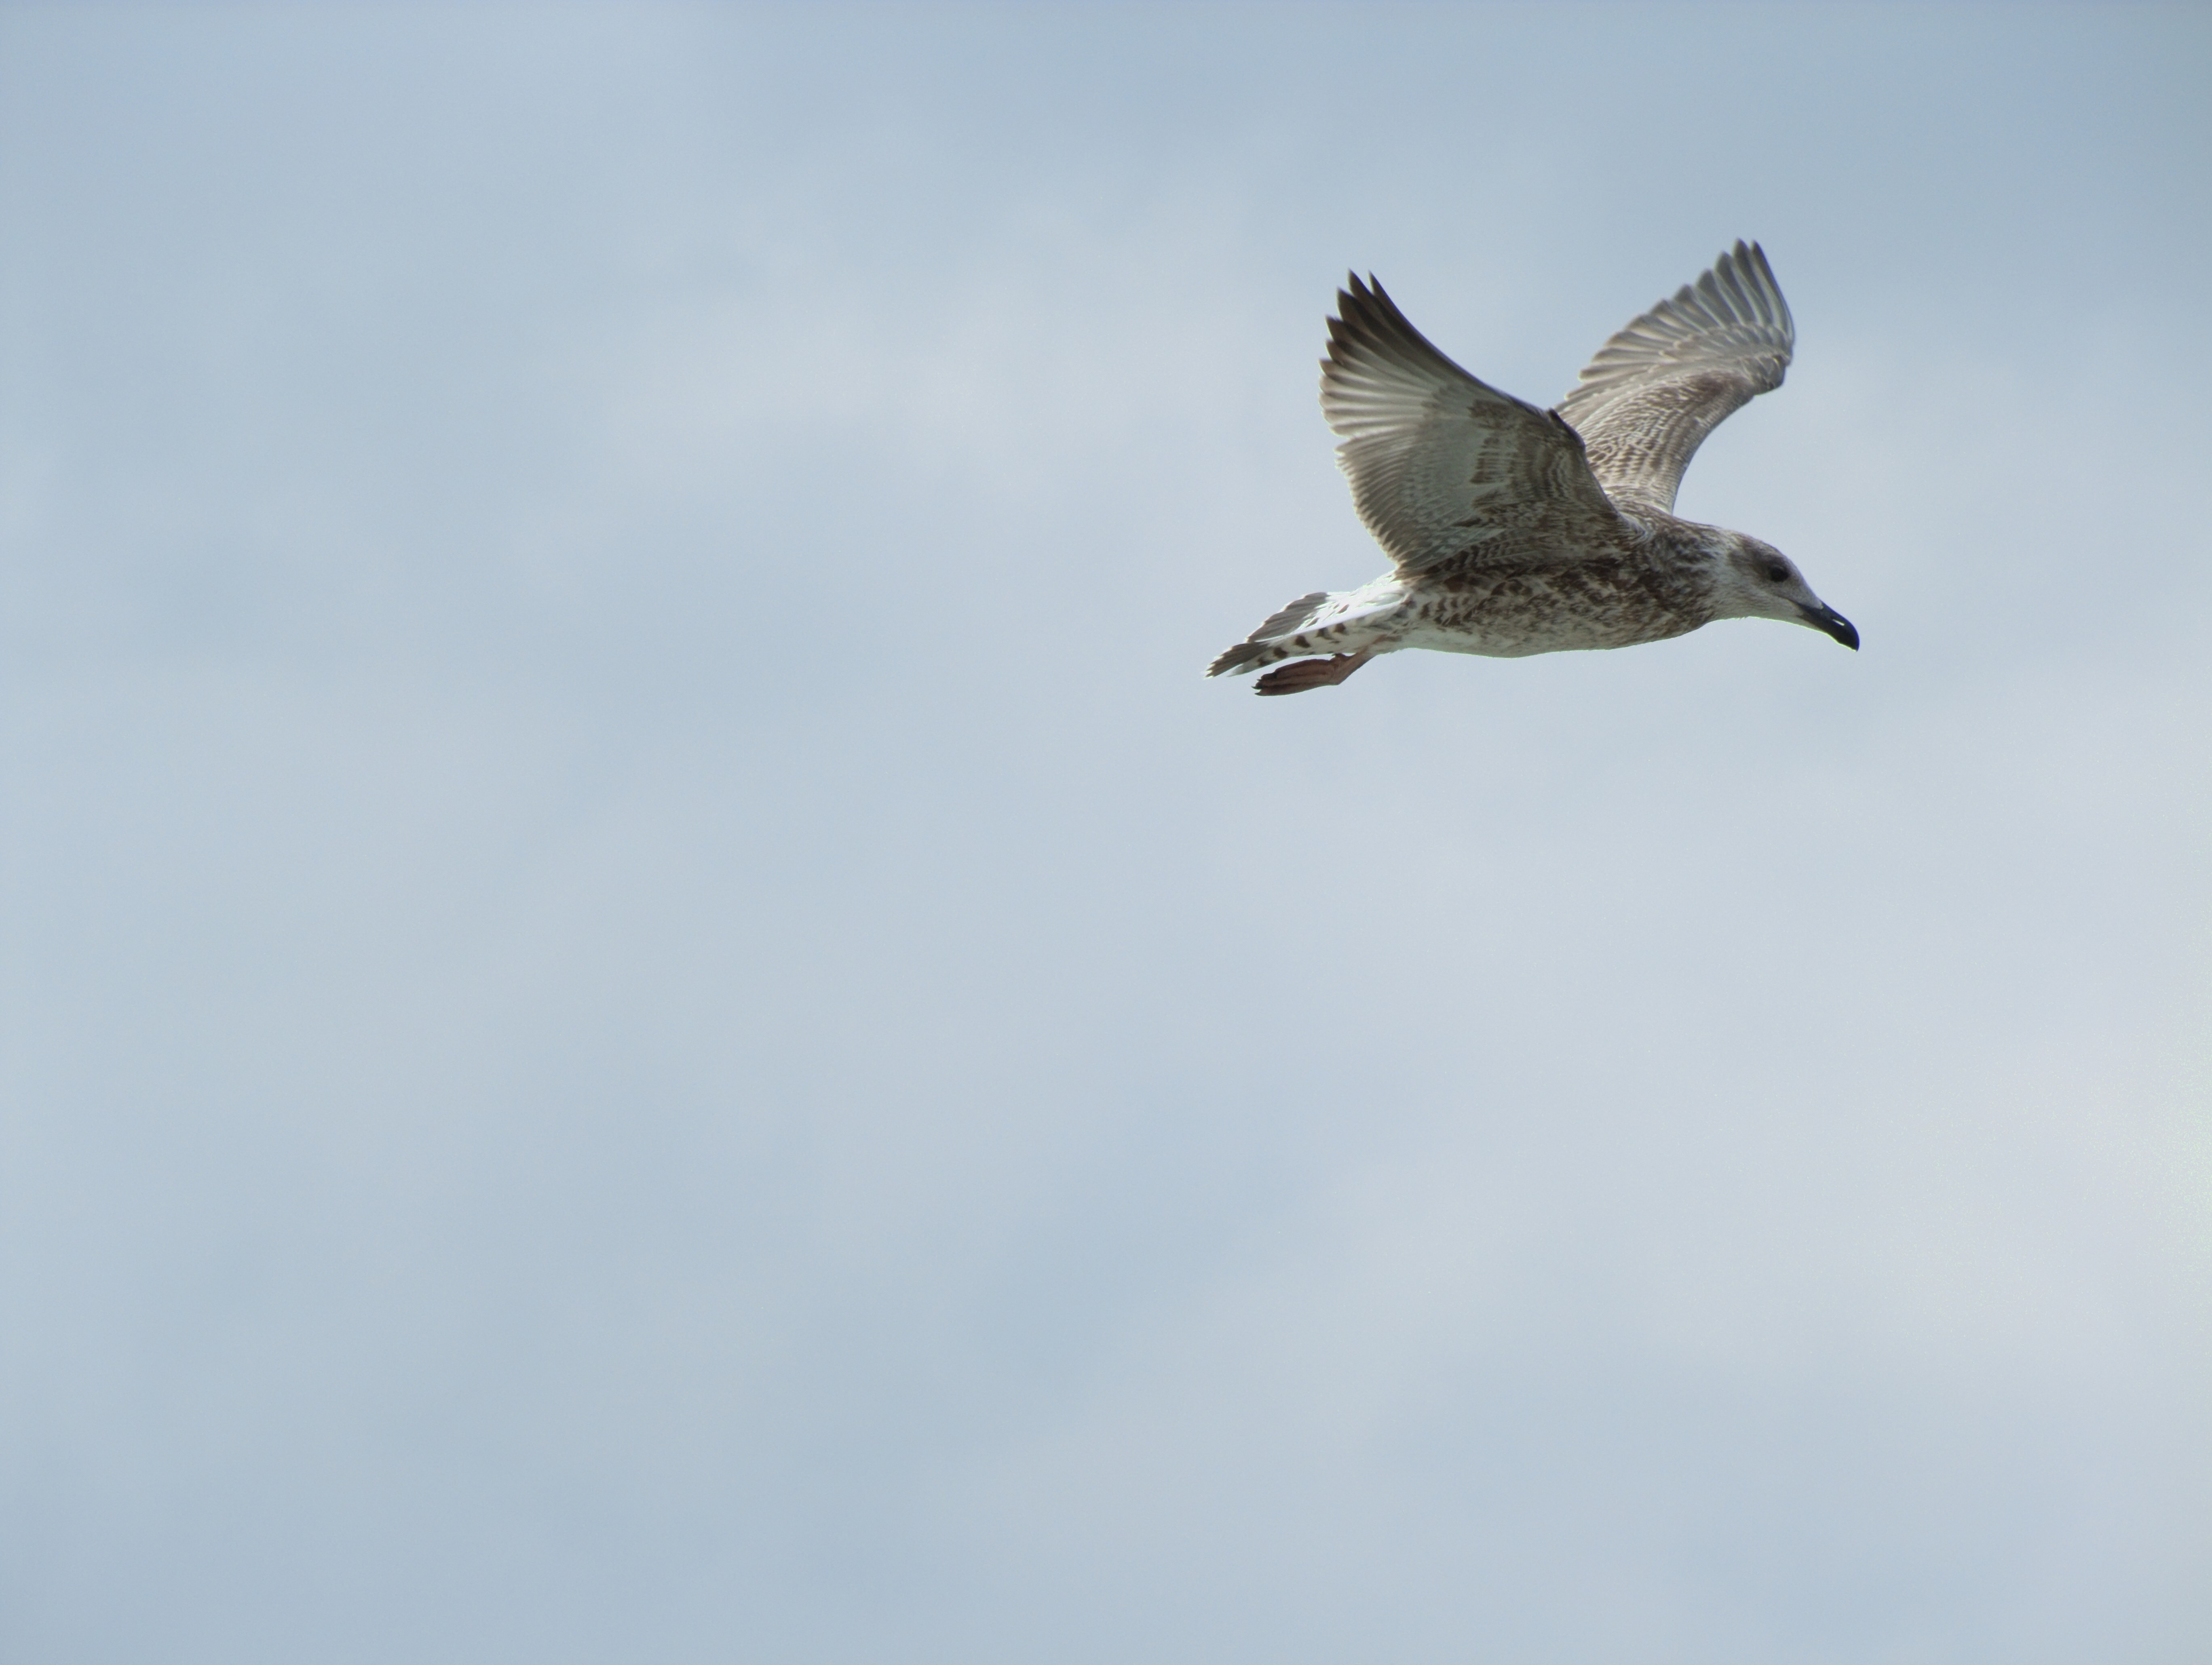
(1207, 241, 1856, 694)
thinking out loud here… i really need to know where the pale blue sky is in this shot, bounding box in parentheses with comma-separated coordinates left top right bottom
(1, 5, 2208, 1662)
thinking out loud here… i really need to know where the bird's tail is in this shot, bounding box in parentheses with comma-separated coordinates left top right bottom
(1205, 585, 1399, 682)
(1205, 590, 1335, 677)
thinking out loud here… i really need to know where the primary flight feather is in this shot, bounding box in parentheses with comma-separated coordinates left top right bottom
(1207, 242, 1855, 694)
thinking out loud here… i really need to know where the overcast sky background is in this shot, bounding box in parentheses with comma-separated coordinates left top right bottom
(1, 4, 2208, 1662)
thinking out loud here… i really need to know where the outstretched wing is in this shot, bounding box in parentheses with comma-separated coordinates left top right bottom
(1556, 240, 1794, 515)
(1321, 275, 1623, 574)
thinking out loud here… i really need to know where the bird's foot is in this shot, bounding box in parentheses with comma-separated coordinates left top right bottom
(1254, 649, 1373, 696)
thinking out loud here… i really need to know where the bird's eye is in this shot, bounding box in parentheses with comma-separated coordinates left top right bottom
(1765, 563, 1790, 584)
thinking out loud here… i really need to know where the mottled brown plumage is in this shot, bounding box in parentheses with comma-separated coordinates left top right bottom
(1207, 243, 1856, 694)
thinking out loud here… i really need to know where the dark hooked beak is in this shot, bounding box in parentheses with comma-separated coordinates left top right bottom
(1797, 601, 1860, 650)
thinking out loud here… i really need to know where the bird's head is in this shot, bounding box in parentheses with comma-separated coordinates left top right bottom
(1712, 534, 1858, 649)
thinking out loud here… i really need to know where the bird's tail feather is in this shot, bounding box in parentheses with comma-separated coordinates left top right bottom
(1206, 585, 1405, 682)
(1205, 590, 1333, 678)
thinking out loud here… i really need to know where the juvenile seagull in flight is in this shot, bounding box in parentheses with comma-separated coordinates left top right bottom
(1207, 242, 1856, 694)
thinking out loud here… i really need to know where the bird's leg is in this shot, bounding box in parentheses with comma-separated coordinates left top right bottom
(1254, 647, 1374, 696)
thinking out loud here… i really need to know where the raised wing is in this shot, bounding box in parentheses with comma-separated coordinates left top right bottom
(1556, 241, 1794, 515)
(1321, 275, 1623, 573)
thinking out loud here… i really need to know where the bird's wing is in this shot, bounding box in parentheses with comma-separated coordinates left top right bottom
(1555, 241, 1794, 515)
(1321, 275, 1625, 574)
